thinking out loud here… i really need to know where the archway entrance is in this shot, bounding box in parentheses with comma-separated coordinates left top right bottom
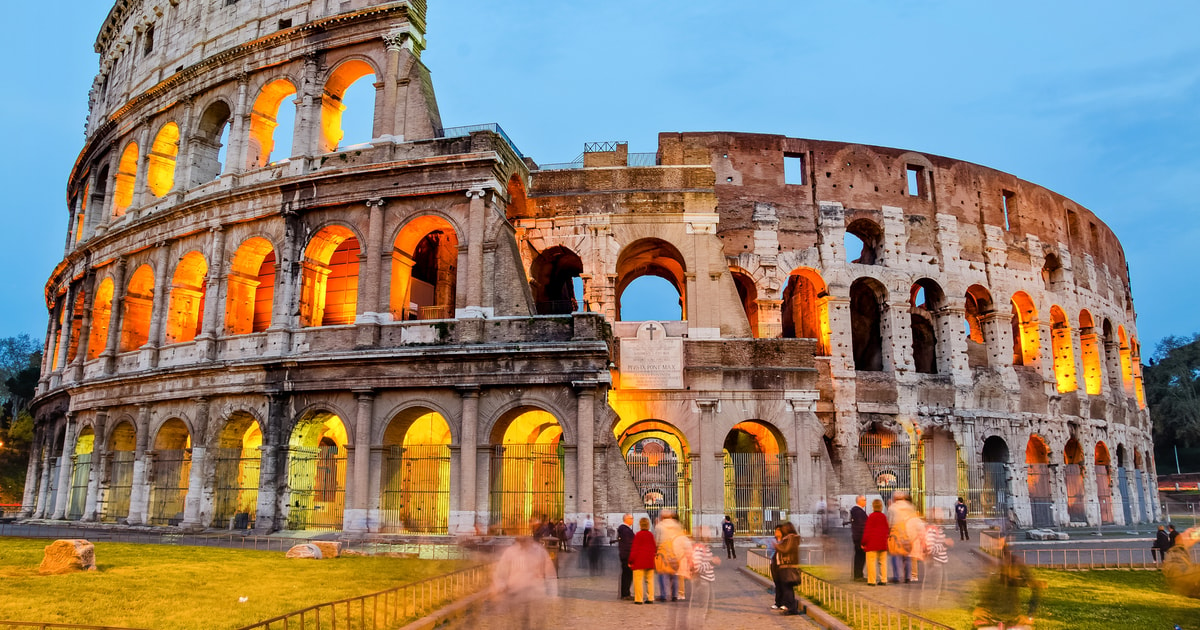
(488, 409, 563, 535)
(103, 422, 136, 522)
(149, 419, 191, 526)
(67, 427, 95, 520)
(1116, 445, 1132, 525)
(975, 436, 1010, 520)
(380, 410, 451, 533)
(1063, 438, 1087, 523)
(618, 420, 691, 530)
(211, 413, 262, 530)
(1025, 436, 1053, 528)
(1095, 442, 1114, 524)
(286, 412, 348, 530)
(723, 421, 789, 536)
(859, 424, 922, 510)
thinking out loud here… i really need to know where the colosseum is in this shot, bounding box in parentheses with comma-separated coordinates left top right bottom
(22, 0, 1158, 539)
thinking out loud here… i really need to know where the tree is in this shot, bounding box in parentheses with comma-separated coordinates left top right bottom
(1146, 334, 1200, 449)
(0, 334, 42, 429)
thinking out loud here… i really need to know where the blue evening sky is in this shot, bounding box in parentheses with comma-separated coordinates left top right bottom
(2, 1, 1198, 356)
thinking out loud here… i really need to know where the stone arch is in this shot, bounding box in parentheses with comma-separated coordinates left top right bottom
(148, 418, 191, 526)
(319, 58, 380, 153)
(729, 267, 761, 337)
(910, 278, 946, 374)
(1041, 253, 1065, 292)
(1094, 441, 1114, 524)
(391, 214, 459, 320)
(190, 99, 233, 185)
(379, 405, 453, 533)
(722, 420, 789, 535)
(246, 78, 298, 168)
(529, 246, 583, 315)
(300, 224, 361, 327)
(120, 264, 155, 352)
(965, 284, 994, 369)
(978, 435, 1011, 519)
(616, 238, 687, 321)
(1025, 434, 1053, 527)
(285, 406, 350, 530)
(112, 141, 139, 217)
(210, 411, 263, 529)
(66, 288, 86, 363)
(781, 267, 830, 354)
(618, 419, 692, 527)
(146, 122, 180, 197)
(1049, 305, 1077, 393)
(844, 218, 884, 265)
(226, 236, 277, 335)
(165, 251, 208, 344)
(1010, 291, 1039, 367)
(1063, 437, 1086, 522)
(506, 173, 528, 222)
(1117, 325, 1134, 393)
(1078, 309, 1103, 395)
(102, 415, 138, 520)
(488, 405, 566, 535)
(850, 277, 888, 371)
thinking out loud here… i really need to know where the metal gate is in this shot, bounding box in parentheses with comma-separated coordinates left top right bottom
(488, 444, 563, 536)
(859, 432, 923, 510)
(380, 445, 450, 533)
(66, 453, 92, 520)
(1026, 463, 1054, 527)
(1063, 463, 1087, 523)
(211, 448, 261, 530)
(723, 452, 790, 536)
(103, 451, 134, 522)
(624, 450, 692, 532)
(45, 460, 60, 516)
(148, 449, 191, 526)
(966, 461, 1009, 519)
(1095, 465, 1114, 524)
(286, 446, 347, 530)
(1117, 467, 1132, 525)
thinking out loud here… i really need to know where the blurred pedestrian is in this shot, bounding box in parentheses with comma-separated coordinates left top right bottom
(685, 540, 720, 628)
(847, 495, 868, 581)
(888, 492, 920, 582)
(722, 515, 737, 559)
(973, 543, 1042, 630)
(628, 517, 657, 604)
(955, 497, 970, 541)
(1163, 526, 1200, 599)
(583, 513, 595, 547)
(768, 525, 785, 609)
(1169, 524, 1180, 548)
(1154, 525, 1171, 564)
(491, 536, 558, 629)
(617, 513, 635, 600)
(862, 498, 890, 586)
(920, 520, 952, 608)
(774, 522, 802, 615)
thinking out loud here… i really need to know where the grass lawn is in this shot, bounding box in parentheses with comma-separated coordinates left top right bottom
(918, 569, 1200, 629)
(0, 538, 467, 630)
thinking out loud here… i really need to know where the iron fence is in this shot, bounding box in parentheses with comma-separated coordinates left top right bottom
(1095, 465, 1114, 524)
(438, 123, 523, 158)
(723, 452, 789, 536)
(488, 444, 563, 536)
(235, 563, 491, 630)
(1009, 546, 1200, 569)
(103, 452, 134, 523)
(1026, 464, 1053, 527)
(746, 549, 953, 630)
(0, 623, 152, 630)
(148, 450, 190, 526)
(211, 448, 261, 530)
(286, 447, 347, 531)
(624, 450, 692, 532)
(66, 454, 92, 521)
(380, 445, 450, 534)
(1063, 464, 1087, 523)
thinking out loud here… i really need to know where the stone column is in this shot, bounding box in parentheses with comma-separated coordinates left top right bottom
(381, 31, 406, 140)
(266, 211, 300, 355)
(181, 398, 210, 529)
(131, 123, 151, 211)
(574, 382, 597, 523)
(99, 143, 121, 230)
(345, 390, 374, 532)
(126, 404, 153, 525)
(20, 434, 42, 517)
(81, 410, 108, 521)
(226, 74, 251, 175)
(293, 53, 321, 159)
(141, 243, 172, 369)
(171, 98, 195, 195)
(459, 188, 489, 318)
(33, 440, 53, 519)
(356, 199, 387, 346)
(786, 392, 820, 534)
(695, 398, 722, 538)
(453, 386, 480, 534)
(937, 303, 972, 387)
(101, 258, 128, 375)
(67, 272, 97, 382)
(54, 282, 79, 373)
(254, 393, 288, 533)
(52, 414, 78, 520)
(195, 227, 227, 360)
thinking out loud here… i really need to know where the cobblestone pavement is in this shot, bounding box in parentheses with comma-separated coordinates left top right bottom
(445, 553, 819, 630)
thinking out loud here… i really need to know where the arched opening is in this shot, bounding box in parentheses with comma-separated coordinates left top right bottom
(102, 421, 136, 522)
(190, 101, 232, 185)
(165, 252, 208, 344)
(211, 413, 262, 530)
(44, 426, 66, 515)
(66, 427, 95, 520)
(226, 238, 277, 335)
(391, 216, 458, 320)
(149, 419, 191, 526)
(859, 423, 919, 509)
(320, 60, 377, 153)
(1118, 326, 1134, 394)
(850, 278, 887, 371)
(844, 218, 883, 265)
(618, 419, 692, 529)
(1079, 310, 1103, 395)
(910, 279, 945, 374)
(1010, 291, 1040, 367)
(781, 267, 830, 354)
(723, 420, 789, 536)
(529, 246, 584, 315)
(1133, 338, 1146, 408)
(286, 410, 348, 530)
(1041, 254, 1064, 291)
(1063, 438, 1086, 523)
(730, 270, 761, 338)
(91, 165, 108, 223)
(112, 142, 139, 217)
(1133, 448, 1148, 522)
(488, 408, 564, 535)
(616, 238, 686, 322)
(380, 409, 452, 533)
(300, 225, 360, 327)
(1094, 442, 1113, 524)
(146, 122, 180, 197)
(66, 289, 86, 363)
(246, 79, 298, 168)
(506, 173, 528, 222)
(1025, 435, 1053, 528)
(120, 265, 155, 352)
(1049, 306, 1077, 393)
(922, 427, 960, 519)
(977, 436, 1010, 519)
(1116, 443, 1133, 525)
(965, 285, 993, 369)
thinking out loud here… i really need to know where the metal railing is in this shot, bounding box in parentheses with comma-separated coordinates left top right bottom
(1010, 546, 1200, 569)
(236, 563, 491, 630)
(0, 624, 151, 630)
(746, 550, 952, 630)
(437, 124, 524, 159)
(626, 152, 658, 167)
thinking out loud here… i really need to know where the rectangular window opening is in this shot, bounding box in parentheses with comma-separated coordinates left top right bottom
(143, 25, 154, 56)
(784, 153, 805, 185)
(279, 18, 293, 29)
(1002, 190, 1016, 231)
(906, 165, 924, 198)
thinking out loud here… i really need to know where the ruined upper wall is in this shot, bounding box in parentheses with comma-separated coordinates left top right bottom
(88, 0, 425, 136)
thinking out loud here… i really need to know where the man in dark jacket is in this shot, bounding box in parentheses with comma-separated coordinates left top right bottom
(848, 495, 868, 581)
(955, 497, 969, 541)
(722, 515, 737, 559)
(617, 513, 635, 599)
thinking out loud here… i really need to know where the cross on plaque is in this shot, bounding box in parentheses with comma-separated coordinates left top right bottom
(645, 322, 659, 340)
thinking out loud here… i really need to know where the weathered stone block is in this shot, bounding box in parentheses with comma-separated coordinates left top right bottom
(285, 543, 325, 560)
(38, 539, 98, 575)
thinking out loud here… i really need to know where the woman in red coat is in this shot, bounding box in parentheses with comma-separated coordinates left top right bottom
(627, 517, 658, 603)
(861, 498, 890, 586)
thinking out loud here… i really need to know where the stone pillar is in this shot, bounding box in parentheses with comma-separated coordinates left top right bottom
(141, 243, 172, 369)
(81, 410, 108, 521)
(34, 440, 54, 519)
(1081, 444, 1099, 526)
(195, 227, 227, 360)
(786, 392, 820, 535)
(52, 414, 78, 520)
(453, 386, 480, 534)
(938, 303, 972, 387)
(131, 123, 151, 210)
(562, 444, 578, 518)
(20, 434, 42, 517)
(54, 283, 79, 373)
(885, 300, 911, 373)
(226, 74, 251, 175)
(266, 211, 300, 355)
(181, 398, 210, 529)
(171, 98, 195, 195)
(574, 382, 597, 523)
(458, 188, 489, 318)
(695, 399, 722, 538)
(100, 143, 121, 229)
(101, 258, 128, 375)
(345, 390, 374, 532)
(356, 199, 387, 346)
(254, 393, 288, 533)
(381, 31, 405, 140)
(67, 272, 97, 382)
(126, 404, 153, 525)
(293, 53, 321, 159)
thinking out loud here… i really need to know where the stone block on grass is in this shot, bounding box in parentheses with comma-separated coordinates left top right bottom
(38, 539, 98, 575)
(312, 541, 342, 558)
(285, 543, 324, 559)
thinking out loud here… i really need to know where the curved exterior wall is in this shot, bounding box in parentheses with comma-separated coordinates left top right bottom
(25, 0, 1156, 536)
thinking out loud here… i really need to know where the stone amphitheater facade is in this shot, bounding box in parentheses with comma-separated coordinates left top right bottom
(23, 0, 1157, 538)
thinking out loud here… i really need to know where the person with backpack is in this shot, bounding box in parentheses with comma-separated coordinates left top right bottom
(887, 492, 919, 583)
(721, 515, 736, 559)
(655, 511, 691, 601)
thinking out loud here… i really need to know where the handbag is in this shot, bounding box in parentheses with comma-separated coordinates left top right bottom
(655, 552, 676, 575)
(778, 565, 800, 583)
(887, 533, 910, 557)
